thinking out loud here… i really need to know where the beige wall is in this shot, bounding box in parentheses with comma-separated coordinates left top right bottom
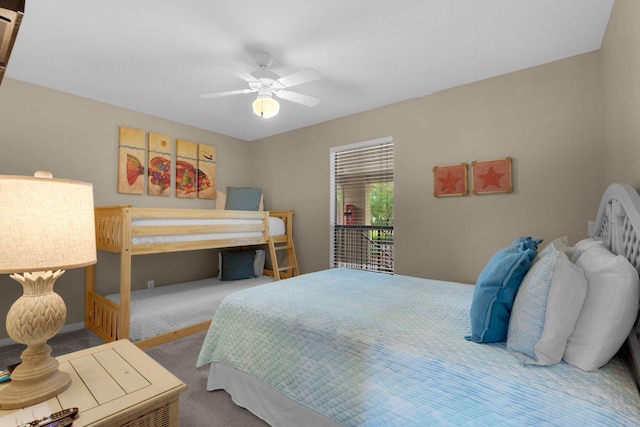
(602, 0, 640, 186)
(250, 53, 604, 284)
(0, 79, 251, 339)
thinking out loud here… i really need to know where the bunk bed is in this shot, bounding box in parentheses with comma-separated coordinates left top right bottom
(85, 205, 298, 349)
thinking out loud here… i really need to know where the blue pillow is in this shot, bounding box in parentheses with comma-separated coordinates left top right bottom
(465, 237, 540, 343)
(225, 186, 263, 211)
(516, 236, 541, 253)
(221, 250, 256, 281)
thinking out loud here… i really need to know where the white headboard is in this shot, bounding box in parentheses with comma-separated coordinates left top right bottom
(588, 183, 640, 387)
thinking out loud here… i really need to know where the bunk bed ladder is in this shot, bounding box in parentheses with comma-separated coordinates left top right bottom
(268, 233, 299, 281)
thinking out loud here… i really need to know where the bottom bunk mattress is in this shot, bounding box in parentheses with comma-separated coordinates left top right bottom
(106, 275, 273, 341)
(197, 268, 640, 426)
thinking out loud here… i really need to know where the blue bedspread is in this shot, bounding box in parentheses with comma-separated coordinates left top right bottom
(197, 268, 640, 426)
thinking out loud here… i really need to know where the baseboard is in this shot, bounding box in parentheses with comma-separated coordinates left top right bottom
(0, 322, 85, 347)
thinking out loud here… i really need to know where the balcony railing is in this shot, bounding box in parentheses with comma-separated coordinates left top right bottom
(333, 225, 394, 273)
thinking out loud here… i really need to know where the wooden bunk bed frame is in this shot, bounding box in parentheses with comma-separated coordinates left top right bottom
(85, 206, 297, 349)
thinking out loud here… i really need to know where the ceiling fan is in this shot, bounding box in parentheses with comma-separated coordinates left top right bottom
(200, 51, 321, 119)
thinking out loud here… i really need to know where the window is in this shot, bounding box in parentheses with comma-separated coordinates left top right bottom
(330, 137, 394, 273)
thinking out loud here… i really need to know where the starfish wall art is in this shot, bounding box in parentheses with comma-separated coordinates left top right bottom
(432, 157, 513, 198)
(433, 163, 468, 197)
(471, 157, 513, 195)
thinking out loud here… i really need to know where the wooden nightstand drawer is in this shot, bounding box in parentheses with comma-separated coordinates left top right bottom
(0, 339, 186, 427)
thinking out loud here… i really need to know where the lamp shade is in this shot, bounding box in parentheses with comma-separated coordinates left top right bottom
(0, 172, 97, 273)
(252, 95, 280, 119)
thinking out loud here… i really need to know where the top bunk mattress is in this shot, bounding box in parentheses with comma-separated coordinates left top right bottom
(130, 216, 285, 245)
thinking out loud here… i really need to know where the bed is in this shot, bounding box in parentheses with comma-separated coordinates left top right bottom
(85, 204, 298, 349)
(105, 275, 275, 343)
(196, 183, 640, 426)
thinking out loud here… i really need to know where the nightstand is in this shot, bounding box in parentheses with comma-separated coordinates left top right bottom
(0, 339, 186, 426)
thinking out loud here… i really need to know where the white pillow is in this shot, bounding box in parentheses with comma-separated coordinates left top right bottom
(570, 238, 604, 263)
(563, 245, 640, 371)
(215, 190, 227, 210)
(507, 242, 588, 365)
(254, 249, 266, 276)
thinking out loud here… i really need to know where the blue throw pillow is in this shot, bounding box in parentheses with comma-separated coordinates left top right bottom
(225, 186, 263, 211)
(221, 250, 257, 281)
(465, 237, 540, 343)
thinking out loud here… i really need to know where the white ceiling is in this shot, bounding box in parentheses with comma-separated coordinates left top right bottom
(6, 0, 614, 141)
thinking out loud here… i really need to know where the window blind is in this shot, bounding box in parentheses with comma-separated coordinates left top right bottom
(330, 137, 394, 273)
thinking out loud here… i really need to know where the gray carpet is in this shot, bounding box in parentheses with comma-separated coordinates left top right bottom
(145, 331, 269, 427)
(0, 329, 269, 427)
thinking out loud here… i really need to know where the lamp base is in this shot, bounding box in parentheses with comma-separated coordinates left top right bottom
(0, 270, 70, 409)
(0, 343, 71, 409)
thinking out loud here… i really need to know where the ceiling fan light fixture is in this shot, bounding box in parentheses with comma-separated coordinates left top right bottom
(252, 94, 280, 119)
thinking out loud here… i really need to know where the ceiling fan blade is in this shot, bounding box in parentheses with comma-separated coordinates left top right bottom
(275, 90, 320, 107)
(277, 68, 321, 88)
(226, 65, 259, 83)
(200, 88, 254, 99)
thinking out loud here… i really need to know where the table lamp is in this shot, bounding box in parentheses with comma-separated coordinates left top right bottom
(0, 171, 96, 409)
